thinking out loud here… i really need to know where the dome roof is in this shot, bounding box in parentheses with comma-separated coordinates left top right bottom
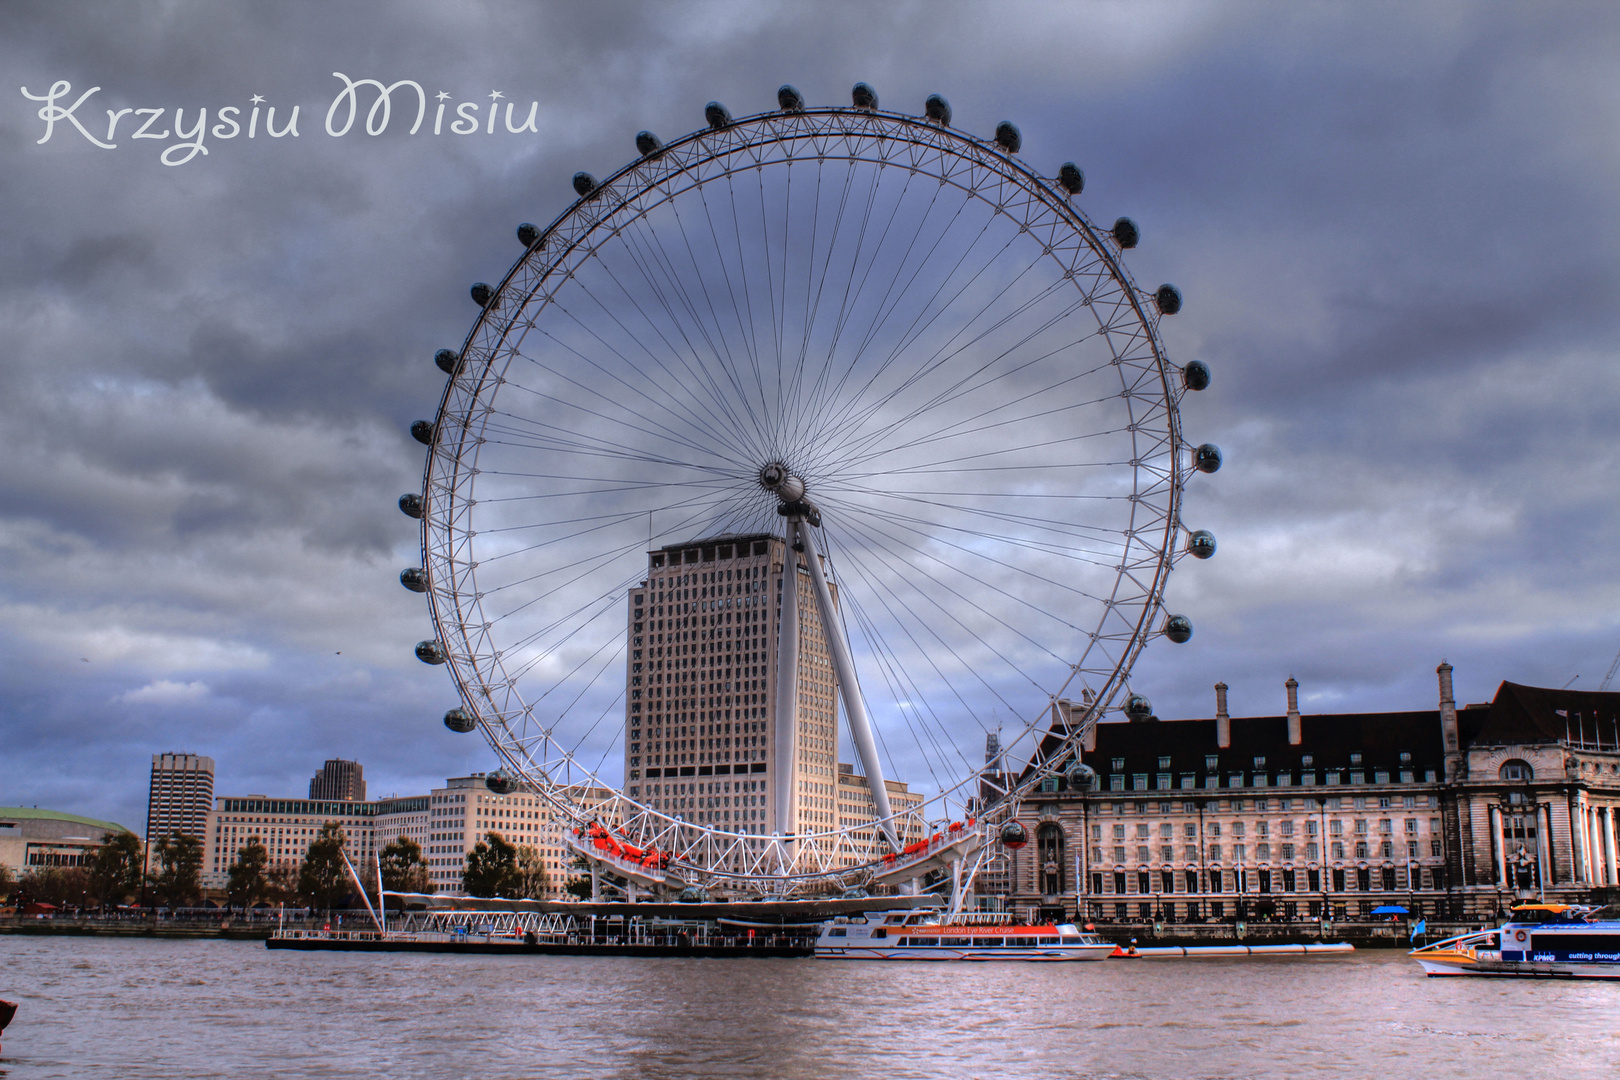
(0, 806, 135, 835)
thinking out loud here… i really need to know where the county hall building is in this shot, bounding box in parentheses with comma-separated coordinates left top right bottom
(992, 664, 1620, 925)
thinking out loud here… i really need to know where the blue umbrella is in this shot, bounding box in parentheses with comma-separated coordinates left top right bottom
(1371, 905, 1409, 914)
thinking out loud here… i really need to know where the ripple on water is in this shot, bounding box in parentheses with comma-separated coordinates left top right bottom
(1, 941, 1619, 1079)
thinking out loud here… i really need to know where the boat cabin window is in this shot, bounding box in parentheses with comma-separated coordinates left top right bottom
(1061, 934, 1082, 944)
(827, 927, 846, 937)
(1509, 906, 1579, 925)
(978, 937, 1004, 947)
(1038, 936, 1060, 946)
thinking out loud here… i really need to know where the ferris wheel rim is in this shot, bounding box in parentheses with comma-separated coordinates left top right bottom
(414, 99, 1189, 890)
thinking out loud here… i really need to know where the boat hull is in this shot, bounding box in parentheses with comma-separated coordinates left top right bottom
(1416, 955, 1620, 979)
(815, 943, 1114, 961)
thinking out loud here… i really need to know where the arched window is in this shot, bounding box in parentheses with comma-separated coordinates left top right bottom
(1499, 760, 1533, 782)
(1037, 822, 1066, 895)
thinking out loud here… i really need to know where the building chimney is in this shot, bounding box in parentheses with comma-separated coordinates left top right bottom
(1438, 660, 1460, 780)
(1286, 676, 1302, 745)
(1081, 689, 1097, 752)
(1215, 682, 1230, 749)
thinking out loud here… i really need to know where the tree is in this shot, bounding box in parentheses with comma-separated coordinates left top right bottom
(88, 832, 144, 907)
(226, 835, 269, 910)
(147, 832, 203, 909)
(379, 835, 434, 895)
(297, 822, 352, 911)
(514, 844, 550, 899)
(0, 862, 15, 904)
(20, 866, 92, 908)
(264, 865, 299, 905)
(462, 832, 520, 898)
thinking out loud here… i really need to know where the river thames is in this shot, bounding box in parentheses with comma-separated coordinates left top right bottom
(1, 937, 1616, 1078)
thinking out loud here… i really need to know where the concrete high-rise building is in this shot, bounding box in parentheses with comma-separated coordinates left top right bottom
(623, 533, 829, 838)
(146, 752, 215, 844)
(622, 532, 915, 854)
(308, 759, 366, 801)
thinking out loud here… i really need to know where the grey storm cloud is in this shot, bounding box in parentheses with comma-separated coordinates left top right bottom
(2, 1, 1619, 830)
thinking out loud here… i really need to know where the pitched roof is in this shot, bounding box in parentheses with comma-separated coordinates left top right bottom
(1074, 707, 1467, 776)
(1472, 681, 1620, 746)
(1021, 679, 1620, 782)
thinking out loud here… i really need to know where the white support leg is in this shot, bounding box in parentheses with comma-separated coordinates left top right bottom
(799, 521, 898, 851)
(773, 532, 801, 842)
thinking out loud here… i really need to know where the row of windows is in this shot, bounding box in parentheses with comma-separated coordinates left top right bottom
(1110, 752, 1417, 772)
(1084, 865, 1441, 896)
(1086, 796, 1441, 814)
(1094, 839, 1440, 863)
(1089, 769, 1435, 792)
(1097, 817, 1437, 840)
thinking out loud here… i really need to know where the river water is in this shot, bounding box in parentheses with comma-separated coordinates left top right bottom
(1, 938, 1616, 1079)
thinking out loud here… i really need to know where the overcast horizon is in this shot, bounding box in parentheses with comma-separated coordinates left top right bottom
(4, 2, 1618, 833)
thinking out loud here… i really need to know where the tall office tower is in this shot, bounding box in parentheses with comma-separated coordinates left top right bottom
(145, 752, 215, 843)
(622, 533, 841, 839)
(308, 759, 367, 801)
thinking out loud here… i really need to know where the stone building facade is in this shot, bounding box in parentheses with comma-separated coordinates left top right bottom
(991, 666, 1620, 924)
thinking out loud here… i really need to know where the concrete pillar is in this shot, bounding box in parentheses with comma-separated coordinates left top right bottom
(1594, 808, 1604, 884)
(1488, 805, 1505, 886)
(1594, 808, 1606, 886)
(1587, 806, 1598, 884)
(1538, 803, 1555, 889)
(1583, 802, 1596, 884)
(1571, 796, 1589, 882)
(1215, 682, 1230, 749)
(1285, 677, 1301, 746)
(1604, 806, 1618, 887)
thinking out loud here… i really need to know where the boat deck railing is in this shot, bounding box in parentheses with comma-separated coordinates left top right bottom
(273, 929, 390, 943)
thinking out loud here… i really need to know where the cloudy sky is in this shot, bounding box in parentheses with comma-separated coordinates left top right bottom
(4, 2, 1617, 833)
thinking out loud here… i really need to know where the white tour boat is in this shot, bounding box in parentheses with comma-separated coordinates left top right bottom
(815, 909, 1115, 961)
(1411, 903, 1620, 979)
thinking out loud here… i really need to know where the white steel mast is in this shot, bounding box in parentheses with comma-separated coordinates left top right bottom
(761, 464, 899, 852)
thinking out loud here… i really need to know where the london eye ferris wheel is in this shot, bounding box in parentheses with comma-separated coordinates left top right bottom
(398, 83, 1221, 897)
